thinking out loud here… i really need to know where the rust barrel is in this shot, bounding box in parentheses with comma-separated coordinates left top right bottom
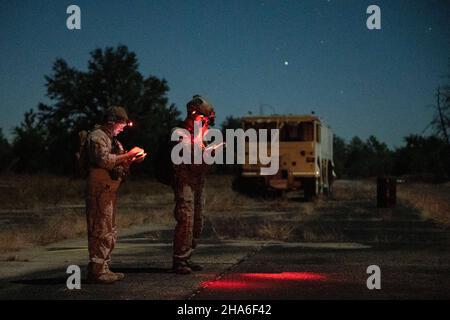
(377, 176, 396, 208)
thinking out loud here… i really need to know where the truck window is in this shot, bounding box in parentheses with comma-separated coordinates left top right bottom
(243, 122, 277, 131)
(316, 123, 321, 143)
(243, 122, 277, 141)
(281, 122, 314, 141)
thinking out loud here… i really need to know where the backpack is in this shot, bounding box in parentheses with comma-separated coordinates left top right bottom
(154, 134, 175, 186)
(75, 130, 89, 178)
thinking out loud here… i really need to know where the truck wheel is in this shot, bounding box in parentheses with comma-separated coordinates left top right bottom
(323, 177, 333, 197)
(303, 178, 316, 201)
(323, 185, 332, 197)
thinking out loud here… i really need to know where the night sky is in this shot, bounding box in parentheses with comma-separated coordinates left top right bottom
(1, 0, 449, 148)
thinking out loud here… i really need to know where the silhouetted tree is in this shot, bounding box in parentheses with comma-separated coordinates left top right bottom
(429, 62, 450, 144)
(332, 135, 347, 178)
(431, 86, 450, 144)
(365, 136, 392, 176)
(344, 136, 369, 177)
(12, 110, 47, 173)
(34, 45, 180, 175)
(335, 135, 393, 178)
(0, 128, 13, 171)
(392, 134, 450, 181)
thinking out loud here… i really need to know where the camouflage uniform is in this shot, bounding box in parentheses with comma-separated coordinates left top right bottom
(172, 126, 207, 266)
(171, 95, 215, 272)
(85, 125, 127, 277)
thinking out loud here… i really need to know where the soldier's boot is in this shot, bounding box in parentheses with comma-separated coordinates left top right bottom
(186, 260, 203, 271)
(173, 261, 193, 275)
(87, 262, 121, 284)
(107, 271, 125, 281)
(105, 264, 125, 281)
(87, 272, 120, 284)
(188, 240, 203, 271)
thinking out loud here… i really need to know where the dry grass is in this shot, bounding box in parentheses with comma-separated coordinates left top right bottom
(0, 174, 176, 253)
(256, 222, 295, 241)
(0, 174, 173, 210)
(332, 179, 450, 227)
(209, 216, 297, 241)
(0, 206, 173, 253)
(0, 174, 85, 209)
(204, 175, 310, 241)
(0, 211, 86, 252)
(205, 175, 308, 217)
(332, 179, 376, 201)
(302, 227, 345, 242)
(398, 183, 450, 227)
(205, 175, 260, 215)
(118, 206, 173, 227)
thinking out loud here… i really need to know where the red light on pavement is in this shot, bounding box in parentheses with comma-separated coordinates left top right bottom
(201, 280, 260, 290)
(200, 272, 327, 291)
(242, 272, 326, 281)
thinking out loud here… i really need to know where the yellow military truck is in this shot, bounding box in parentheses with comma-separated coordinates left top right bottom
(234, 115, 335, 199)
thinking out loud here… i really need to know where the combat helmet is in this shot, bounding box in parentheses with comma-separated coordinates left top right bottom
(104, 106, 129, 124)
(186, 95, 215, 125)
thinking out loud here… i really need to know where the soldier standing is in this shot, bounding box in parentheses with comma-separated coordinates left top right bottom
(85, 106, 146, 284)
(171, 95, 215, 274)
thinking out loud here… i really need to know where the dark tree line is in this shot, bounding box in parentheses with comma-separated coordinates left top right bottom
(333, 134, 450, 181)
(0, 45, 180, 176)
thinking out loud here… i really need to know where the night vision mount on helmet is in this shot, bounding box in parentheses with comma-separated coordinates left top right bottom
(187, 95, 215, 126)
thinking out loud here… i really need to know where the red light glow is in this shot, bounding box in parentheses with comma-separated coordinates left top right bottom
(200, 272, 327, 291)
(242, 272, 326, 281)
(201, 280, 261, 290)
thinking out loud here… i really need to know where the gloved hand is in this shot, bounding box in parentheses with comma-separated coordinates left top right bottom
(127, 146, 144, 158)
(131, 152, 147, 163)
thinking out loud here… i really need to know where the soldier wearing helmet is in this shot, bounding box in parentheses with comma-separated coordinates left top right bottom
(85, 106, 146, 283)
(171, 95, 215, 274)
